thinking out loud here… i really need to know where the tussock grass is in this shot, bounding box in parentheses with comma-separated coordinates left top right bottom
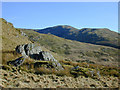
(2, 50, 22, 64)
(1, 58, 120, 79)
(8, 59, 119, 78)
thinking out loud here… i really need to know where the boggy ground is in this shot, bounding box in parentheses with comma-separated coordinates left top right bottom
(0, 67, 119, 88)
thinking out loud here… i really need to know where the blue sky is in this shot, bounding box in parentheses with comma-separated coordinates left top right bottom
(2, 2, 118, 32)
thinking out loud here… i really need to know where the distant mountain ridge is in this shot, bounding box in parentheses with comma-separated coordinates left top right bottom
(36, 25, 119, 49)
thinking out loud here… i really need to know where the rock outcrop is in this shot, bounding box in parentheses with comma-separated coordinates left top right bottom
(15, 43, 42, 57)
(7, 56, 26, 67)
(12, 43, 64, 70)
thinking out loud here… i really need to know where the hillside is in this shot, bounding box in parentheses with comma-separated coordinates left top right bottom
(1, 18, 31, 64)
(1, 18, 64, 68)
(21, 29, 119, 67)
(1, 18, 120, 88)
(36, 25, 119, 49)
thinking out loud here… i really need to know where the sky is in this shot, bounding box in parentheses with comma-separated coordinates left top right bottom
(2, 2, 118, 32)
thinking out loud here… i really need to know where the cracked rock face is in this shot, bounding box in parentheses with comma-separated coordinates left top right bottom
(15, 43, 64, 70)
(15, 43, 42, 57)
(41, 51, 56, 61)
(41, 51, 64, 70)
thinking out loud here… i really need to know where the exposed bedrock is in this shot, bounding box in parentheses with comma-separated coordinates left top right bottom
(9, 43, 64, 70)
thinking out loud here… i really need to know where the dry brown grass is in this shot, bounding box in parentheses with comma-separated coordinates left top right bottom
(2, 50, 22, 64)
(31, 63, 72, 76)
(59, 60, 120, 78)
(60, 60, 88, 68)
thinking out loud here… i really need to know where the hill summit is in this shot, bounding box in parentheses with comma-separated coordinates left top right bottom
(37, 25, 119, 49)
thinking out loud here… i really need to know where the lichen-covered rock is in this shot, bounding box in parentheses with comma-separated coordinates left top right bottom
(27, 45, 42, 55)
(41, 51, 55, 61)
(40, 51, 64, 70)
(15, 43, 42, 57)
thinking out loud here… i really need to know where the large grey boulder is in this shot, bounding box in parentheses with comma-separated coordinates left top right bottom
(15, 43, 64, 70)
(15, 43, 42, 57)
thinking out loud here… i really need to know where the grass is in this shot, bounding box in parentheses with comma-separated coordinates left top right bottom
(1, 18, 120, 80)
(2, 18, 31, 64)
(21, 29, 119, 67)
(2, 50, 22, 64)
(2, 58, 119, 79)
